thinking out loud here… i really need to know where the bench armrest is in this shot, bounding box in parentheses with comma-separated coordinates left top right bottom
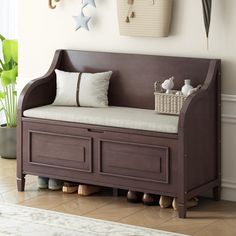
(177, 59, 221, 204)
(17, 50, 63, 116)
(178, 60, 220, 133)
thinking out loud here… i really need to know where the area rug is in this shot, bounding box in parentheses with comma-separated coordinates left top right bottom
(0, 203, 186, 236)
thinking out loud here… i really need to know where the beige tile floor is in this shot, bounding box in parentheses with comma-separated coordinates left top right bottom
(0, 158, 236, 236)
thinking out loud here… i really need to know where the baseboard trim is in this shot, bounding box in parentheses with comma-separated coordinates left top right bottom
(222, 94, 236, 124)
(222, 179, 236, 201)
(221, 94, 236, 201)
(221, 94, 236, 103)
(222, 179, 236, 190)
(222, 114, 236, 124)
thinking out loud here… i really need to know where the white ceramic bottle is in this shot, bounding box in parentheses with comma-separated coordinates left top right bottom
(181, 79, 193, 96)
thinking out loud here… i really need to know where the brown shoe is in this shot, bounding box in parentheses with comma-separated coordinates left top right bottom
(62, 182, 79, 194)
(142, 193, 159, 206)
(127, 191, 142, 203)
(159, 195, 173, 208)
(172, 197, 199, 211)
(78, 185, 101, 196)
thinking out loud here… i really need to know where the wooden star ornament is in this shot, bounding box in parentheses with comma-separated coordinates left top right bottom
(73, 10, 91, 31)
(82, 0, 96, 8)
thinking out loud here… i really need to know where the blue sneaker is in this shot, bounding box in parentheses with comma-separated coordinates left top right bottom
(48, 179, 63, 191)
(38, 176, 49, 189)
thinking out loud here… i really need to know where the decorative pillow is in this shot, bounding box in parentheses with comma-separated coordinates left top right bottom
(53, 69, 112, 107)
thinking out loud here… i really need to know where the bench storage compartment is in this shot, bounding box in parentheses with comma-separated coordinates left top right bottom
(98, 139, 170, 184)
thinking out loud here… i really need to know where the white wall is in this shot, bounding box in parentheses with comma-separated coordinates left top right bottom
(0, 0, 17, 38)
(18, 0, 236, 201)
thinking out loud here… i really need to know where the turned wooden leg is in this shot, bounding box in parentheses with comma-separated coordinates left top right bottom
(178, 202, 187, 218)
(213, 186, 221, 201)
(17, 174, 25, 192)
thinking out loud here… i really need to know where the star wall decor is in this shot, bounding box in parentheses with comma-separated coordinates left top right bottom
(73, 0, 96, 31)
(73, 10, 91, 31)
(82, 0, 96, 8)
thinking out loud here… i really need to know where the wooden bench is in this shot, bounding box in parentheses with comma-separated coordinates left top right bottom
(17, 50, 221, 218)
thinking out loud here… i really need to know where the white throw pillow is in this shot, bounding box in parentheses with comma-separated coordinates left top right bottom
(53, 69, 112, 107)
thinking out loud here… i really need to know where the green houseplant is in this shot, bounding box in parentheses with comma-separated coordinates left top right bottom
(0, 34, 18, 159)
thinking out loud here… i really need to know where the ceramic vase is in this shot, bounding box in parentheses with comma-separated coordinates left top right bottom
(181, 79, 193, 96)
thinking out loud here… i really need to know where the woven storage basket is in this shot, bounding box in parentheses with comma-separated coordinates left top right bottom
(117, 0, 173, 37)
(154, 91, 187, 115)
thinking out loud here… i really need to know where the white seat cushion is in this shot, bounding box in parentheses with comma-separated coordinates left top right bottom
(23, 105, 179, 133)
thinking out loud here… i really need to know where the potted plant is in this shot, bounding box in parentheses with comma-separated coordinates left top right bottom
(0, 34, 18, 159)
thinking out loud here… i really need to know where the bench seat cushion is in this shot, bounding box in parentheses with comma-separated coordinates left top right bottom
(23, 105, 179, 133)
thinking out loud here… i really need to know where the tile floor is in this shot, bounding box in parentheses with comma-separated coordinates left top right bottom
(0, 158, 236, 236)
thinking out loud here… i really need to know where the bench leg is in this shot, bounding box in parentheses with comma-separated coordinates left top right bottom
(178, 202, 187, 218)
(17, 174, 25, 192)
(213, 186, 221, 201)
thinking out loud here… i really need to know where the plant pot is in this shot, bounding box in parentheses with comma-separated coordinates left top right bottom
(0, 125, 16, 159)
(117, 0, 173, 37)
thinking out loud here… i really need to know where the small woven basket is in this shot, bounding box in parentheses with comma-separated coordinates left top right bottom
(154, 91, 187, 115)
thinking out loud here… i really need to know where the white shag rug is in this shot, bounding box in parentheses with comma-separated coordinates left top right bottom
(0, 203, 186, 236)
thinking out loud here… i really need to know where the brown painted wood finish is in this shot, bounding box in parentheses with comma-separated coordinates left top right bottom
(17, 50, 221, 218)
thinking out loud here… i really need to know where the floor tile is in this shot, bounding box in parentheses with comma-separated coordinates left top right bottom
(83, 197, 145, 221)
(1, 188, 44, 204)
(120, 206, 175, 229)
(187, 198, 236, 219)
(52, 194, 114, 215)
(19, 190, 78, 210)
(0, 168, 16, 179)
(0, 158, 16, 168)
(193, 218, 236, 236)
(157, 209, 217, 235)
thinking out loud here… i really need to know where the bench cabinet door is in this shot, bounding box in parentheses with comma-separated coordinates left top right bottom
(22, 121, 93, 175)
(98, 139, 169, 184)
(95, 130, 178, 195)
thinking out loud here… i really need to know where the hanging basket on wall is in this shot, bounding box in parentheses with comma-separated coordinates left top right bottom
(117, 0, 173, 38)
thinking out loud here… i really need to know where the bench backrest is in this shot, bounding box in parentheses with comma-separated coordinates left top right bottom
(59, 50, 212, 109)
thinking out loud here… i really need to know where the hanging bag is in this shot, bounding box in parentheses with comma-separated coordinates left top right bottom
(117, 0, 173, 37)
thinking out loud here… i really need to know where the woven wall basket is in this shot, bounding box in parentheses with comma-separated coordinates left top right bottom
(117, 0, 173, 37)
